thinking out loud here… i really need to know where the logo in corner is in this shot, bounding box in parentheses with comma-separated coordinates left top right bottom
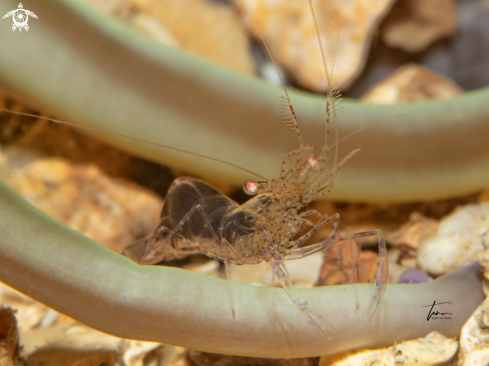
(3, 3, 38, 32)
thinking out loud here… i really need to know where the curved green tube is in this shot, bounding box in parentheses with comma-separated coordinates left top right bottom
(0, 0, 489, 202)
(0, 179, 484, 357)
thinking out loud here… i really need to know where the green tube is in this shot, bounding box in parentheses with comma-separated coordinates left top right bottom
(0, 0, 488, 202)
(0, 179, 484, 357)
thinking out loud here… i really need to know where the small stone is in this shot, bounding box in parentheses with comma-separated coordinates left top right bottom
(230, 251, 324, 288)
(316, 240, 378, 286)
(458, 297, 489, 365)
(0, 285, 182, 366)
(233, 0, 395, 91)
(80, 0, 256, 76)
(361, 64, 463, 104)
(417, 202, 489, 276)
(19, 322, 169, 366)
(462, 349, 489, 366)
(130, 13, 179, 47)
(144, 0, 256, 76)
(319, 332, 458, 366)
(399, 257, 417, 269)
(183, 259, 221, 278)
(388, 247, 406, 284)
(478, 250, 489, 296)
(398, 268, 430, 284)
(381, 0, 458, 53)
(0, 308, 24, 366)
(0, 283, 59, 333)
(386, 212, 439, 254)
(187, 350, 314, 366)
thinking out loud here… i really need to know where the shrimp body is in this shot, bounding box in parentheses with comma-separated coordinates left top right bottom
(121, 177, 299, 265)
(122, 143, 355, 266)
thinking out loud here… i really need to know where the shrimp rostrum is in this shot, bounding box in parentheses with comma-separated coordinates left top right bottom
(123, 1, 388, 337)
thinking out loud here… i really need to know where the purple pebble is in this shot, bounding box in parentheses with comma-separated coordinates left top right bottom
(398, 269, 430, 284)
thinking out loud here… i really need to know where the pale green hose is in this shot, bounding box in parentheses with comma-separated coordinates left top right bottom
(0, 0, 489, 202)
(0, 180, 483, 357)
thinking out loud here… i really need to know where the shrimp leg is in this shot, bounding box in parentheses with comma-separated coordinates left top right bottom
(299, 210, 323, 226)
(262, 225, 334, 338)
(287, 229, 387, 319)
(337, 230, 388, 319)
(287, 213, 340, 250)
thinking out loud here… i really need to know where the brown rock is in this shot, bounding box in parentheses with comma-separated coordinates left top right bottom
(0, 284, 58, 333)
(382, 0, 458, 53)
(20, 322, 173, 366)
(319, 332, 458, 366)
(187, 350, 314, 366)
(81, 0, 255, 76)
(0, 285, 182, 366)
(361, 64, 463, 103)
(316, 240, 378, 286)
(5, 158, 162, 253)
(458, 297, 489, 365)
(233, 0, 395, 91)
(452, 202, 489, 365)
(152, 0, 255, 76)
(0, 308, 24, 366)
(386, 212, 439, 254)
(230, 252, 324, 288)
(417, 202, 489, 276)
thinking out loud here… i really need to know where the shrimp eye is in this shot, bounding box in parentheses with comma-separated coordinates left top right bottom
(243, 181, 258, 195)
(308, 154, 318, 168)
(243, 180, 269, 195)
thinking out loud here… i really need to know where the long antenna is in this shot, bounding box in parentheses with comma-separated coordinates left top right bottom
(253, 28, 304, 148)
(309, 0, 341, 189)
(0, 109, 267, 180)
